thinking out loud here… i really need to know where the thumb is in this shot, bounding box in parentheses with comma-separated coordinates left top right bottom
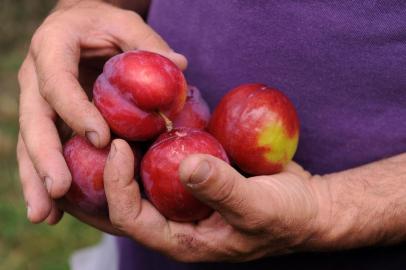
(179, 154, 251, 224)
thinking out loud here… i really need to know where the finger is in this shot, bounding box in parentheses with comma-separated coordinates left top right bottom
(45, 200, 64, 225)
(17, 135, 52, 223)
(57, 199, 123, 235)
(30, 31, 110, 148)
(179, 154, 254, 227)
(104, 139, 173, 251)
(111, 10, 187, 70)
(18, 56, 72, 198)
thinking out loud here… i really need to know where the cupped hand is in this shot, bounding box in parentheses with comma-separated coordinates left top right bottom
(17, 0, 187, 225)
(78, 139, 330, 262)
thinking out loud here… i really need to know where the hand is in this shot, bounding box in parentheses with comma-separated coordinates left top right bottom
(78, 139, 329, 262)
(17, 0, 187, 225)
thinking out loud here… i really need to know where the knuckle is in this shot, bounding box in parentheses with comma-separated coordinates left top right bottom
(18, 114, 28, 132)
(29, 151, 48, 176)
(236, 204, 270, 233)
(30, 12, 62, 55)
(30, 26, 51, 58)
(16, 137, 24, 160)
(39, 73, 60, 101)
(29, 31, 43, 57)
(241, 217, 268, 233)
(123, 10, 142, 23)
(17, 61, 29, 84)
(109, 207, 138, 232)
(138, 30, 166, 52)
(25, 144, 57, 177)
(30, 9, 71, 59)
(221, 234, 263, 262)
(110, 214, 128, 231)
(30, 28, 68, 66)
(141, 30, 157, 44)
(50, 179, 71, 199)
(209, 176, 240, 206)
(18, 114, 36, 140)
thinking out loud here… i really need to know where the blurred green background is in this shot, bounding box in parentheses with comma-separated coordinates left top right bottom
(0, 1, 101, 269)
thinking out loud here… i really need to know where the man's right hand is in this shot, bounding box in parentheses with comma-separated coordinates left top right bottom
(17, 0, 187, 225)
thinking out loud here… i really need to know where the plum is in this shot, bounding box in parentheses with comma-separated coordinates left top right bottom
(93, 50, 187, 141)
(141, 127, 229, 222)
(209, 83, 299, 175)
(173, 85, 210, 130)
(63, 135, 139, 215)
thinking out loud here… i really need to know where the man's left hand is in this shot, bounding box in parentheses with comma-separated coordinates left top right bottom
(69, 139, 329, 262)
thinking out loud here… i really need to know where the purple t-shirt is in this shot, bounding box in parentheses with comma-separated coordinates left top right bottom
(117, 1, 406, 269)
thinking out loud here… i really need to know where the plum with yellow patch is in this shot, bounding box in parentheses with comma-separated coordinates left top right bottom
(209, 83, 299, 175)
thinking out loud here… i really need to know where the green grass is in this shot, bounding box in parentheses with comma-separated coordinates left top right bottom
(0, 1, 102, 269)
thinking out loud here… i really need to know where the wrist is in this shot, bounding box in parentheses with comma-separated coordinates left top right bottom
(293, 174, 336, 251)
(302, 168, 404, 251)
(299, 172, 364, 251)
(308, 174, 346, 250)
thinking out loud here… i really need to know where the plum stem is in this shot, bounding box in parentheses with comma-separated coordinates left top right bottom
(158, 111, 173, 132)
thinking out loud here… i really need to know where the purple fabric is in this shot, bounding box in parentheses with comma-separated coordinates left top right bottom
(118, 1, 406, 269)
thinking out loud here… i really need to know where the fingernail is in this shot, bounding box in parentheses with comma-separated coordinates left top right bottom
(189, 161, 211, 185)
(108, 142, 116, 160)
(170, 51, 183, 57)
(170, 52, 187, 65)
(45, 177, 53, 194)
(27, 205, 32, 219)
(85, 131, 100, 147)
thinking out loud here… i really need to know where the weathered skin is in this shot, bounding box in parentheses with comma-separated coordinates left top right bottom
(173, 85, 211, 130)
(209, 83, 299, 175)
(63, 135, 139, 215)
(141, 128, 229, 222)
(93, 50, 187, 141)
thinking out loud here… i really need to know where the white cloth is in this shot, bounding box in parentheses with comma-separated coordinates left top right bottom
(70, 234, 118, 270)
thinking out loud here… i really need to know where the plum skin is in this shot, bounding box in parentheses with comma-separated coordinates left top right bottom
(209, 83, 300, 175)
(93, 50, 187, 141)
(141, 127, 229, 222)
(63, 135, 110, 215)
(173, 85, 211, 130)
(63, 135, 139, 215)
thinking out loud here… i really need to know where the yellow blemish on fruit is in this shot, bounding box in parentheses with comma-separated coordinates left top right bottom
(258, 122, 298, 163)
